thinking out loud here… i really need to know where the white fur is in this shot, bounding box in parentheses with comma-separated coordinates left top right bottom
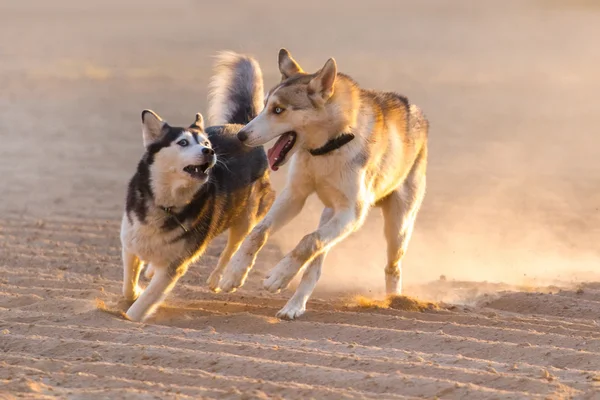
(150, 131, 212, 208)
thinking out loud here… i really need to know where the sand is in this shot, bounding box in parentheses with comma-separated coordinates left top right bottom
(1, 1, 599, 399)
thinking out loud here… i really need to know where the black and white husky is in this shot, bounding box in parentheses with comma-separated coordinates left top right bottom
(121, 53, 274, 322)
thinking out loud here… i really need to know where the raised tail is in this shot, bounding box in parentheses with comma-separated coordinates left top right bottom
(208, 51, 264, 126)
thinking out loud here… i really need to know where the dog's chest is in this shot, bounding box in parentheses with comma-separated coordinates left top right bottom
(120, 214, 186, 265)
(299, 154, 362, 208)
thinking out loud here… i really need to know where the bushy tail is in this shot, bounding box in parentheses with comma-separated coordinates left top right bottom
(208, 51, 264, 126)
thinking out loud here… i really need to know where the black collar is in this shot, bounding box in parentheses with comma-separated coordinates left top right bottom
(308, 133, 355, 156)
(160, 206, 189, 233)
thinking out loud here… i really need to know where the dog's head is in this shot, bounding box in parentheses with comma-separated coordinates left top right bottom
(236, 49, 341, 171)
(141, 110, 216, 204)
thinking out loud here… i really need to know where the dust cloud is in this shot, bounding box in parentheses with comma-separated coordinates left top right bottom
(268, 107, 599, 302)
(1, 0, 597, 304)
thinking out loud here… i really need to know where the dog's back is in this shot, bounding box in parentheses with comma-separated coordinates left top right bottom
(357, 87, 428, 201)
(200, 123, 272, 236)
(200, 53, 274, 240)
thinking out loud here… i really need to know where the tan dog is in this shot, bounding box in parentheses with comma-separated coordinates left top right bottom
(214, 49, 428, 319)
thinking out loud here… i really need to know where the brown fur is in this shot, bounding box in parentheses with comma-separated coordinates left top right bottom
(216, 49, 428, 320)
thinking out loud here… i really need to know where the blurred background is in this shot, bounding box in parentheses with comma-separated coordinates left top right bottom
(1, 0, 598, 294)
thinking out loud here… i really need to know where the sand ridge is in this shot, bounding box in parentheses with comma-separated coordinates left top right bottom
(1, 216, 600, 398)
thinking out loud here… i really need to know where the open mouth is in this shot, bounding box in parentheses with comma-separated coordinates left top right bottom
(267, 132, 296, 171)
(183, 163, 211, 179)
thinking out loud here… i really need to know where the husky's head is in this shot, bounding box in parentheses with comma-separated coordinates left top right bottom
(236, 49, 346, 171)
(141, 110, 216, 206)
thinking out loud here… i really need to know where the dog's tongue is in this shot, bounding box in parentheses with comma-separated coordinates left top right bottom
(267, 133, 292, 171)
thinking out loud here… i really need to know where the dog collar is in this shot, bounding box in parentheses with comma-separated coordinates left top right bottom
(160, 206, 189, 233)
(308, 133, 355, 156)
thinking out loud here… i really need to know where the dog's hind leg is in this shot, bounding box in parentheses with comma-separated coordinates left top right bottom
(125, 262, 188, 322)
(208, 222, 254, 292)
(276, 207, 333, 320)
(122, 249, 143, 302)
(379, 149, 427, 295)
(208, 179, 275, 292)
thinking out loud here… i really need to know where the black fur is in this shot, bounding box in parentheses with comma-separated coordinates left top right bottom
(161, 124, 269, 243)
(308, 133, 355, 156)
(125, 123, 270, 252)
(226, 58, 262, 125)
(229, 92, 259, 125)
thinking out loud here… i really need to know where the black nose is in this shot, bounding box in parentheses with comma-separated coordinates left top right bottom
(202, 147, 214, 155)
(237, 130, 248, 142)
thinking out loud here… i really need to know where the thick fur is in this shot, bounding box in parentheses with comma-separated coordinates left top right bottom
(216, 49, 429, 320)
(208, 51, 264, 126)
(121, 52, 274, 322)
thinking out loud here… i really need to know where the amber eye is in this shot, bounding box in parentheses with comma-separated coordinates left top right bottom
(273, 106, 284, 115)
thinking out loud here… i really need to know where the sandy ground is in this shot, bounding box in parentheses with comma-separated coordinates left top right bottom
(1, 0, 599, 398)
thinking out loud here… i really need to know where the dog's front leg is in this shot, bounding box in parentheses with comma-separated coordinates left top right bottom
(125, 261, 188, 322)
(263, 203, 368, 294)
(275, 207, 334, 319)
(217, 185, 309, 293)
(122, 249, 143, 302)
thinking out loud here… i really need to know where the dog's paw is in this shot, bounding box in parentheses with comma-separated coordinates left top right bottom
(263, 257, 299, 293)
(276, 299, 306, 320)
(125, 308, 144, 322)
(217, 272, 244, 293)
(216, 252, 254, 292)
(123, 285, 143, 302)
(207, 271, 222, 293)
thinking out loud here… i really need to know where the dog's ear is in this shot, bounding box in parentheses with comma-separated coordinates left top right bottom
(141, 110, 167, 147)
(308, 58, 337, 105)
(190, 113, 204, 131)
(278, 48, 303, 80)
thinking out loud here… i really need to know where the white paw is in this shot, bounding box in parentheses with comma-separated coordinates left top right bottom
(217, 253, 253, 293)
(218, 272, 244, 293)
(125, 307, 144, 322)
(263, 257, 299, 293)
(276, 299, 306, 320)
(207, 270, 222, 293)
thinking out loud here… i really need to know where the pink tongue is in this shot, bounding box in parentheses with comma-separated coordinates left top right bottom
(267, 133, 291, 171)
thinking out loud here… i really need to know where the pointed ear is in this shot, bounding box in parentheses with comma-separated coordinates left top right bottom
(278, 48, 304, 80)
(190, 113, 204, 131)
(308, 58, 337, 105)
(141, 110, 167, 147)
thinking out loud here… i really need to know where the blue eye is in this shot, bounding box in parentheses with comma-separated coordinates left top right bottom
(177, 139, 189, 147)
(273, 106, 284, 115)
